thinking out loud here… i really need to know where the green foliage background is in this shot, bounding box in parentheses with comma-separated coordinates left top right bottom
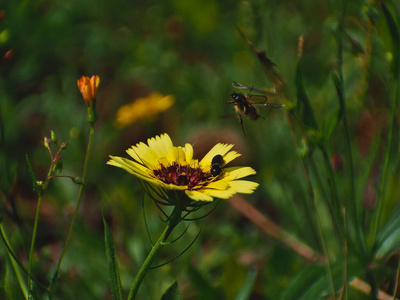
(1, 0, 400, 299)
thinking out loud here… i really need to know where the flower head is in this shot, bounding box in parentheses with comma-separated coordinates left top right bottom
(107, 133, 258, 204)
(77, 75, 100, 124)
(77, 75, 100, 106)
(114, 92, 175, 128)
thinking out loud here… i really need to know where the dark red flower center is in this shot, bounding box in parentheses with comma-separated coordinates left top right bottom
(153, 162, 210, 189)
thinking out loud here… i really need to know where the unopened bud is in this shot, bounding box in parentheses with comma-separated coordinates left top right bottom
(60, 142, 69, 150)
(72, 177, 85, 185)
(50, 130, 57, 144)
(44, 137, 51, 149)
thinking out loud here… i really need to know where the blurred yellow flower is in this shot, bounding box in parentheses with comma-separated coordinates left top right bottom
(114, 92, 175, 128)
(107, 133, 259, 203)
(77, 75, 100, 106)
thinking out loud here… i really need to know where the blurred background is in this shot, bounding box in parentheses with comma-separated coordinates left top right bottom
(0, 0, 398, 299)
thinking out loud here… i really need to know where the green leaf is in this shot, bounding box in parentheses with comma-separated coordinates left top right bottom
(375, 208, 400, 257)
(161, 281, 181, 300)
(283, 261, 363, 300)
(234, 268, 258, 300)
(296, 60, 319, 131)
(103, 212, 123, 300)
(282, 264, 326, 300)
(4, 260, 27, 300)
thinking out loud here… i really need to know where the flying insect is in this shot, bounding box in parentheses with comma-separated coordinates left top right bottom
(210, 154, 224, 176)
(226, 83, 284, 136)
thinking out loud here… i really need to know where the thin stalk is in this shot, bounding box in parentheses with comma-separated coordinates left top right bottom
(336, 0, 364, 254)
(314, 197, 336, 298)
(127, 225, 169, 300)
(49, 124, 95, 290)
(371, 83, 398, 246)
(27, 192, 43, 299)
(2, 223, 29, 299)
(128, 205, 181, 300)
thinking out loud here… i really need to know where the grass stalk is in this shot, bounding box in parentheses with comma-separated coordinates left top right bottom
(27, 192, 43, 299)
(49, 124, 95, 290)
(128, 205, 181, 299)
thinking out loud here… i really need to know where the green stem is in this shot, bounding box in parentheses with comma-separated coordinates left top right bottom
(49, 125, 95, 290)
(371, 76, 398, 247)
(27, 192, 44, 299)
(127, 225, 169, 300)
(128, 206, 181, 300)
(2, 224, 29, 300)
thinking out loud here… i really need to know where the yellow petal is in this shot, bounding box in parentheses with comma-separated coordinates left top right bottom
(185, 190, 214, 202)
(174, 147, 187, 164)
(206, 180, 230, 190)
(201, 188, 236, 199)
(199, 143, 234, 167)
(147, 134, 174, 161)
(107, 156, 153, 181)
(229, 180, 259, 194)
(223, 151, 241, 165)
(224, 167, 256, 180)
(127, 143, 158, 168)
(183, 143, 193, 163)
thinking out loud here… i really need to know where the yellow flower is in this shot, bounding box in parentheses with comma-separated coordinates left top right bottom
(77, 75, 100, 106)
(107, 133, 258, 202)
(114, 92, 175, 128)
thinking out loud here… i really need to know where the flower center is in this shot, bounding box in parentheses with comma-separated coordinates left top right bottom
(153, 162, 210, 189)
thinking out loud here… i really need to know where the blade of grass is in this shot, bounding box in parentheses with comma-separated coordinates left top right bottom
(102, 211, 123, 300)
(228, 195, 395, 299)
(161, 281, 181, 300)
(50, 124, 95, 290)
(371, 2, 400, 255)
(1, 224, 28, 299)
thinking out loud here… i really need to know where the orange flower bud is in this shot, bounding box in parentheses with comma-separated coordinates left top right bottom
(77, 75, 100, 106)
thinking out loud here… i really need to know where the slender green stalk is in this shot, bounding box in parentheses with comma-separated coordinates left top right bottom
(128, 205, 182, 300)
(371, 80, 399, 247)
(127, 225, 169, 300)
(49, 124, 95, 290)
(314, 197, 336, 298)
(27, 192, 44, 299)
(335, 0, 365, 254)
(2, 223, 29, 299)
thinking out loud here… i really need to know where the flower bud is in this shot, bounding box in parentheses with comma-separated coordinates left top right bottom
(72, 177, 84, 185)
(77, 75, 100, 125)
(50, 130, 57, 144)
(44, 137, 51, 149)
(60, 142, 69, 150)
(77, 75, 100, 106)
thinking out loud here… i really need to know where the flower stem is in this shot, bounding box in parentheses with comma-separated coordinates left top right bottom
(28, 192, 43, 299)
(127, 225, 168, 300)
(49, 124, 95, 291)
(128, 206, 181, 300)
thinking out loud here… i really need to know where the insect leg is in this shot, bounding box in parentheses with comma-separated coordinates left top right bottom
(238, 114, 246, 136)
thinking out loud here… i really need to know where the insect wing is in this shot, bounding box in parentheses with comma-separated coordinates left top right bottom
(232, 81, 276, 96)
